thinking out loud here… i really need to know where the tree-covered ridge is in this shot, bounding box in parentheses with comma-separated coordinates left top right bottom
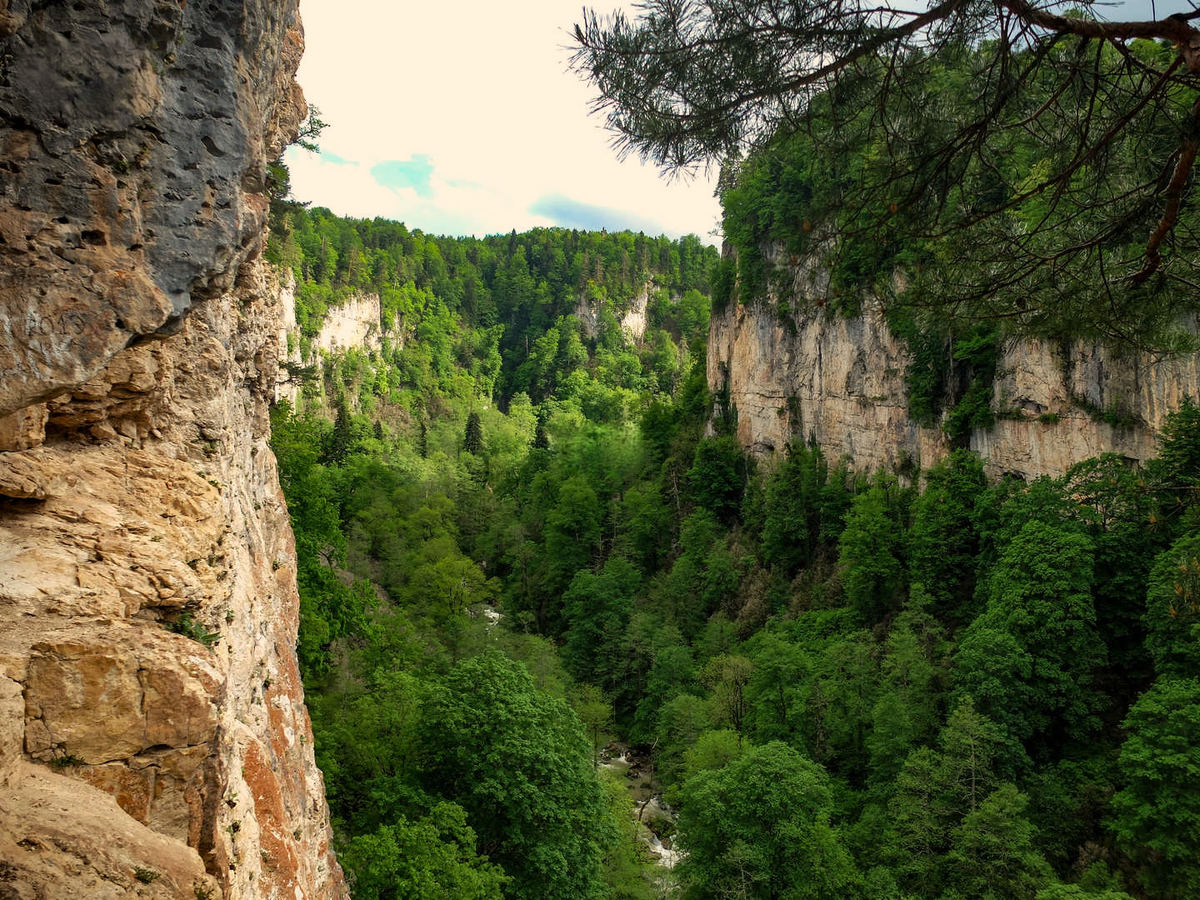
(715, 35, 1200, 351)
(710, 32, 1200, 348)
(267, 207, 1200, 900)
(265, 202, 718, 404)
(704, 40, 1198, 440)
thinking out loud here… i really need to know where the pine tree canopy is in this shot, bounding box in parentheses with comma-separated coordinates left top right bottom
(573, 1, 1200, 349)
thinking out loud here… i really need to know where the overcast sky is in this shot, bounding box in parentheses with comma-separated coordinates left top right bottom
(285, 0, 723, 241)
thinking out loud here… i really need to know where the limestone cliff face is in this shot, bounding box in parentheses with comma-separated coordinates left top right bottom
(0, 2, 344, 899)
(274, 279, 390, 408)
(574, 281, 655, 342)
(0, 0, 306, 417)
(709, 276, 1200, 479)
(310, 293, 383, 356)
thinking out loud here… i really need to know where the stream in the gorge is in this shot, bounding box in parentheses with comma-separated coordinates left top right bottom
(599, 745, 683, 871)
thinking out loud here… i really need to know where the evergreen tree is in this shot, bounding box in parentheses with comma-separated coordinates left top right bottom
(323, 395, 354, 465)
(944, 783, 1053, 900)
(908, 449, 986, 621)
(417, 419, 429, 459)
(884, 747, 948, 895)
(955, 521, 1106, 751)
(464, 410, 484, 455)
(1143, 533, 1200, 678)
(760, 441, 828, 576)
(838, 484, 905, 622)
(1156, 396, 1200, 493)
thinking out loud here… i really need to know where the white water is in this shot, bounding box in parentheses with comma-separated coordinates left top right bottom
(600, 746, 683, 871)
(642, 827, 682, 869)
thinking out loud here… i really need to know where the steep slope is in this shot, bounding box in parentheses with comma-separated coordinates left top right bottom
(0, 2, 344, 898)
(709, 265, 1200, 478)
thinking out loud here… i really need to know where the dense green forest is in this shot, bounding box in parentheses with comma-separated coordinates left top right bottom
(267, 202, 714, 407)
(264, 198, 1200, 900)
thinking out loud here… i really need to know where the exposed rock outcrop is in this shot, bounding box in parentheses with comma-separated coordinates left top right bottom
(0, 261, 345, 900)
(575, 281, 655, 342)
(0, 2, 344, 898)
(274, 279, 391, 407)
(0, 0, 307, 417)
(710, 287, 1200, 479)
(310, 292, 383, 356)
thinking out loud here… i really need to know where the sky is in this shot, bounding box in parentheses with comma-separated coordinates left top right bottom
(285, 0, 723, 241)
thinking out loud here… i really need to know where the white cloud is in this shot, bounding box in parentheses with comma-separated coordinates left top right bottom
(286, 0, 721, 240)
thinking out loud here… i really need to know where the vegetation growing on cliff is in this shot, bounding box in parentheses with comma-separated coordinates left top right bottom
(571, 12, 1199, 441)
(270, 204, 1200, 899)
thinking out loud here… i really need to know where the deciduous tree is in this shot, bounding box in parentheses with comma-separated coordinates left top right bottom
(420, 652, 613, 899)
(676, 741, 860, 899)
(1110, 676, 1200, 900)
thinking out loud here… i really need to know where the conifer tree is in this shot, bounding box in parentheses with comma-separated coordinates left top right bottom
(573, 1, 1200, 346)
(322, 395, 354, 465)
(464, 411, 483, 455)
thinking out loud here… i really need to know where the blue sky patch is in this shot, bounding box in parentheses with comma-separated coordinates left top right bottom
(320, 151, 356, 167)
(371, 154, 435, 197)
(529, 193, 665, 235)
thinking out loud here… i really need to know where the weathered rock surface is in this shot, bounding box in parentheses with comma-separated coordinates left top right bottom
(575, 281, 655, 342)
(710, 283, 1200, 479)
(275, 278, 392, 407)
(311, 292, 383, 355)
(0, 264, 346, 899)
(0, 0, 307, 417)
(0, 1, 344, 898)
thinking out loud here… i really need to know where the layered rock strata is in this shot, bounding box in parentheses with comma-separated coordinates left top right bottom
(0, 261, 345, 900)
(710, 288, 1200, 480)
(0, 1, 344, 897)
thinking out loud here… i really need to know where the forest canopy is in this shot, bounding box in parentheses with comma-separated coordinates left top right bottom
(267, 193, 1200, 899)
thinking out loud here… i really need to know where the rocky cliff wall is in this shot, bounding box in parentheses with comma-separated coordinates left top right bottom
(0, 2, 345, 898)
(710, 289, 1200, 480)
(310, 293, 382, 356)
(575, 281, 655, 342)
(0, 0, 306, 417)
(274, 280, 393, 408)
